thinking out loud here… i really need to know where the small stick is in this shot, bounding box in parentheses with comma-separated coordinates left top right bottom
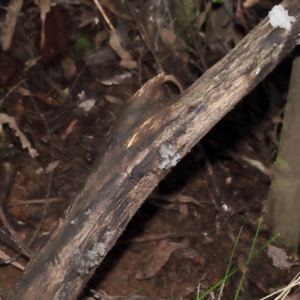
(7, 198, 60, 207)
(0, 249, 25, 271)
(92, 0, 115, 32)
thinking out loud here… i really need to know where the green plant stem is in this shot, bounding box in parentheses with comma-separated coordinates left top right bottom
(234, 217, 263, 300)
(197, 233, 280, 300)
(218, 226, 243, 300)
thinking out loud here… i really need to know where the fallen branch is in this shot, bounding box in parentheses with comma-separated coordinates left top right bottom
(8, 1, 300, 299)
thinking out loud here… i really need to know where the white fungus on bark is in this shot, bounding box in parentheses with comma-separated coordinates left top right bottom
(268, 5, 295, 31)
(72, 242, 106, 275)
(158, 143, 181, 170)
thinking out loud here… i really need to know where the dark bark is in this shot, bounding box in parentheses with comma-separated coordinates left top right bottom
(8, 1, 300, 299)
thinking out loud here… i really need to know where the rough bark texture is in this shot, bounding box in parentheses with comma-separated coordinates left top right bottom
(267, 56, 300, 252)
(8, 1, 300, 299)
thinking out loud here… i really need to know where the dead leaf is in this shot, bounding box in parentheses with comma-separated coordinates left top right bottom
(179, 204, 188, 217)
(45, 161, 61, 174)
(78, 8, 98, 28)
(78, 100, 96, 112)
(242, 157, 272, 177)
(24, 56, 41, 72)
(60, 119, 78, 140)
(104, 95, 124, 105)
(36, 161, 61, 174)
(0, 54, 18, 86)
(225, 177, 232, 184)
(174, 247, 207, 266)
(34, 92, 61, 107)
(94, 30, 110, 47)
(135, 239, 189, 280)
(99, 73, 131, 86)
(196, 1, 212, 29)
(1, 0, 24, 51)
(243, 0, 259, 8)
(267, 245, 292, 270)
(109, 31, 137, 69)
(14, 98, 24, 126)
(77, 91, 97, 112)
(16, 87, 31, 96)
(0, 113, 38, 157)
(62, 56, 76, 80)
(177, 195, 201, 205)
(160, 28, 176, 47)
(84, 47, 117, 66)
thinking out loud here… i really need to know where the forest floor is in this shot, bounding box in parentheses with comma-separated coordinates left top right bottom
(0, 0, 300, 299)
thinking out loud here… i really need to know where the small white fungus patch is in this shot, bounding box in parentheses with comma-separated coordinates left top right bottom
(70, 218, 78, 224)
(158, 143, 181, 170)
(269, 5, 295, 31)
(72, 242, 106, 275)
(222, 204, 229, 212)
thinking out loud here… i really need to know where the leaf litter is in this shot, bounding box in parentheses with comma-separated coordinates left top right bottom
(0, 1, 299, 299)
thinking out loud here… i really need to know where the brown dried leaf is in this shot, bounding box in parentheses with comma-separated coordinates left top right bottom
(0, 54, 18, 86)
(34, 92, 61, 107)
(159, 28, 176, 47)
(94, 30, 110, 47)
(196, 0, 212, 29)
(60, 119, 78, 140)
(0, 113, 38, 157)
(62, 56, 76, 80)
(135, 239, 188, 280)
(24, 56, 41, 72)
(99, 73, 131, 86)
(84, 47, 117, 66)
(16, 87, 31, 96)
(179, 204, 188, 217)
(109, 31, 137, 69)
(104, 95, 124, 105)
(243, 0, 259, 8)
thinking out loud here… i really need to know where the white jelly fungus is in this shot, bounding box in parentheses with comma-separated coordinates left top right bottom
(159, 143, 181, 170)
(269, 5, 295, 31)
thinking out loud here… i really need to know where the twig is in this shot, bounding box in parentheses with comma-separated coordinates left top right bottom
(7, 198, 60, 207)
(92, 0, 115, 32)
(0, 80, 24, 106)
(260, 271, 300, 300)
(0, 249, 25, 271)
(117, 231, 199, 245)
